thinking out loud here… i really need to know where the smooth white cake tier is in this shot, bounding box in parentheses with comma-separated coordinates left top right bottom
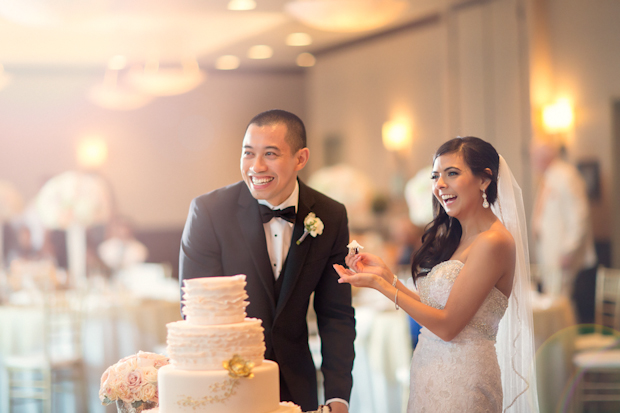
(182, 275, 249, 325)
(166, 318, 265, 370)
(145, 402, 300, 413)
(158, 360, 293, 413)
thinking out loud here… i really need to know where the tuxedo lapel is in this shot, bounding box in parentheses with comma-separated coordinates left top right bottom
(276, 181, 315, 315)
(237, 186, 277, 308)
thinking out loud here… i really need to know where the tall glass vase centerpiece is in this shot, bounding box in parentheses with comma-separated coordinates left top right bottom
(36, 170, 111, 289)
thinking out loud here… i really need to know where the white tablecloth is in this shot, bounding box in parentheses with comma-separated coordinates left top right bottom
(0, 290, 182, 413)
(532, 294, 577, 413)
(349, 288, 413, 413)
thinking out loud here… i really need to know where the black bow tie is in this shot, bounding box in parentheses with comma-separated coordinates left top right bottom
(259, 205, 296, 224)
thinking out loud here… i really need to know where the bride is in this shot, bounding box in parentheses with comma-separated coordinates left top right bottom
(334, 137, 539, 412)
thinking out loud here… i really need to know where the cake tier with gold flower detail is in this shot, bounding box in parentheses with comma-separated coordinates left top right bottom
(158, 275, 301, 413)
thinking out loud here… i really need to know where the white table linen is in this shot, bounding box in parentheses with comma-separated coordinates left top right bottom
(0, 287, 181, 413)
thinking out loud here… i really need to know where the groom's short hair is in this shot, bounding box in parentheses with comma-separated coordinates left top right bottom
(246, 109, 307, 153)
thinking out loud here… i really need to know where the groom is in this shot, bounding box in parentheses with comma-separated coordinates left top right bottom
(179, 109, 355, 413)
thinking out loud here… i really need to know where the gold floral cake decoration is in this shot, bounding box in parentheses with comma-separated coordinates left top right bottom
(223, 354, 255, 378)
(176, 355, 255, 409)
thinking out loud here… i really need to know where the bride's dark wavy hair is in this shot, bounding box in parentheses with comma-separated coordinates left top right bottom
(411, 136, 500, 283)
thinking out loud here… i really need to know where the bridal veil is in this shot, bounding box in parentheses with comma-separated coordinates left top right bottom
(492, 155, 540, 412)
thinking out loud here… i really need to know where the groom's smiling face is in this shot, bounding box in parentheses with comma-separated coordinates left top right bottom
(240, 122, 309, 206)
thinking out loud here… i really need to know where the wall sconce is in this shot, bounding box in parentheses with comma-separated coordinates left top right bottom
(77, 135, 108, 169)
(382, 120, 411, 152)
(382, 119, 412, 198)
(542, 98, 574, 134)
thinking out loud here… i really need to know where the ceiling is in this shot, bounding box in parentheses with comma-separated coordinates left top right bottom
(0, 0, 443, 71)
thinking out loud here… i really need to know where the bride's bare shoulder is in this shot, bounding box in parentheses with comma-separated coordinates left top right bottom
(471, 225, 515, 261)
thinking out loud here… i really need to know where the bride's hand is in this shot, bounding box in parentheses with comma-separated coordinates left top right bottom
(333, 264, 382, 289)
(345, 253, 391, 281)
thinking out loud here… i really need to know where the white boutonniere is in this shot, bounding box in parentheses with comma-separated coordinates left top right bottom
(296, 212, 324, 245)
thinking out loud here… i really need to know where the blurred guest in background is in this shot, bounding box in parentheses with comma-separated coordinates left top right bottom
(386, 214, 424, 348)
(7, 204, 57, 265)
(531, 138, 597, 323)
(387, 214, 423, 270)
(98, 216, 148, 272)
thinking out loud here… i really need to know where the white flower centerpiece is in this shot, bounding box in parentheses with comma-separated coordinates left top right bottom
(404, 165, 435, 227)
(36, 170, 111, 288)
(99, 351, 169, 413)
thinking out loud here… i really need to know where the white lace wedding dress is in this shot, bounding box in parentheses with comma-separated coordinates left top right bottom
(408, 260, 509, 412)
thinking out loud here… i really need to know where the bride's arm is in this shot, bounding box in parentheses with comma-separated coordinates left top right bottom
(335, 231, 514, 342)
(345, 252, 420, 301)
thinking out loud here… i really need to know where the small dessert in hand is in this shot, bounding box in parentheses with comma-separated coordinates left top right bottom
(347, 240, 364, 256)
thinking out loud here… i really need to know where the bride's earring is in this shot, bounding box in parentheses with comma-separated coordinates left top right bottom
(482, 189, 489, 208)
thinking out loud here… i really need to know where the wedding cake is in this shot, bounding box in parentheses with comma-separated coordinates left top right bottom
(157, 275, 301, 413)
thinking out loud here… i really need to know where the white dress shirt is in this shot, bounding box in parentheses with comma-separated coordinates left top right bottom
(257, 182, 299, 280)
(257, 181, 349, 410)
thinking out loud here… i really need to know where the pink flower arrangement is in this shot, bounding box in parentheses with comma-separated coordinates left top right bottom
(99, 351, 169, 408)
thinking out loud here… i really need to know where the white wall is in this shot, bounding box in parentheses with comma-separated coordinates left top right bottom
(2, 0, 619, 256)
(544, 0, 620, 251)
(306, 0, 531, 204)
(306, 17, 446, 192)
(0, 69, 306, 228)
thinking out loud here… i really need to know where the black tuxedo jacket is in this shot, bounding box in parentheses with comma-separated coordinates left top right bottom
(179, 179, 356, 411)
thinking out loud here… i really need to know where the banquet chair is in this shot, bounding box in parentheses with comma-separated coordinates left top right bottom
(571, 266, 620, 412)
(2, 290, 87, 413)
(574, 266, 620, 352)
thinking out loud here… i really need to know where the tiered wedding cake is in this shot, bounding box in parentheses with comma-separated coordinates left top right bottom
(157, 275, 301, 413)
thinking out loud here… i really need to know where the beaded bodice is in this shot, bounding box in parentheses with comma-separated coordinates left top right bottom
(417, 260, 508, 342)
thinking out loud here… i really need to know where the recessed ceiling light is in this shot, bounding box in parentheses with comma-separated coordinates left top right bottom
(286, 33, 312, 46)
(248, 45, 273, 59)
(216, 55, 240, 70)
(296, 52, 316, 67)
(228, 0, 256, 11)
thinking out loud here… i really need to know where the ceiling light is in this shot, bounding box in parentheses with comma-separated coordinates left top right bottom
(228, 0, 256, 11)
(248, 45, 273, 59)
(88, 69, 153, 111)
(296, 53, 316, 67)
(286, 32, 313, 46)
(126, 59, 206, 97)
(285, 0, 409, 32)
(0, 0, 111, 27)
(89, 84, 153, 110)
(216, 55, 240, 70)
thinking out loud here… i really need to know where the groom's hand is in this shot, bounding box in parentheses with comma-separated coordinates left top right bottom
(328, 401, 348, 413)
